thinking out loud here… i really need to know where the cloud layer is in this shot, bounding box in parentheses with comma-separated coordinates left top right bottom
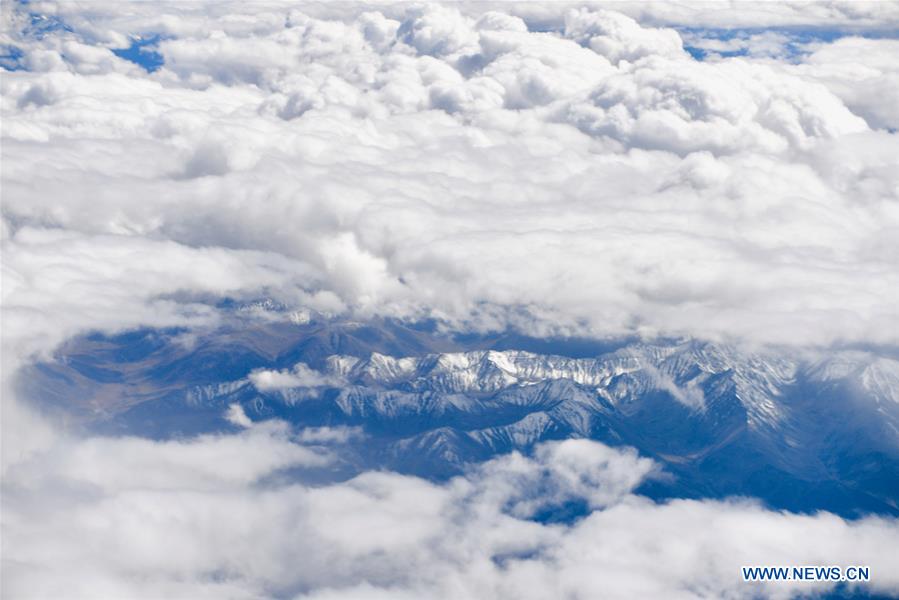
(2, 1, 898, 351)
(5, 429, 899, 600)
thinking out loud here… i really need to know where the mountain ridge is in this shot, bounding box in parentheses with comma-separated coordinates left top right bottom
(20, 318, 899, 517)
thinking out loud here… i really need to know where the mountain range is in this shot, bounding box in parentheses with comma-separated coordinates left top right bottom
(23, 310, 899, 518)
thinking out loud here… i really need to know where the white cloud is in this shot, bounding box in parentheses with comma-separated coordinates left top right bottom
(565, 55, 868, 154)
(555, 1, 899, 31)
(0, 226, 325, 363)
(637, 358, 706, 410)
(3, 3, 896, 351)
(564, 8, 686, 65)
(6, 418, 331, 493)
(249, 363, 345, 391)
(797, 37, 899, 131)
(3, 436, 898, 599)
(398, 4, 479, 58)
(296, 426, 363, 444)
(225, 403, 253, 427)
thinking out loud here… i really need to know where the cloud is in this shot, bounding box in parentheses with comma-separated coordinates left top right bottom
(797, 37, 899, 131)
(6, 418, 332, 492)
(249, 363, 346, 391)
(561, 1, 899, 31)
(636, 357, 706, 410)
(3, 436, 898, 599)
(564, 54, 868, 154)
(0, 226, 326, 363)
(225, 403, 253, 427)
(564, 8, 686, 65)
(398, 5, 478, 58)
(3, 3, 897, 351)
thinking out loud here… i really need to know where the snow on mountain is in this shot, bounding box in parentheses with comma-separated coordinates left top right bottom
(807, 351, 899, 404)
(862, 358, 899, 405)
(310, 342, 799, 431)
(24, 321, 899, 516)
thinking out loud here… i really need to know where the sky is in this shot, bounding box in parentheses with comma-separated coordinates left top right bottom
(2, 1, 899, 598)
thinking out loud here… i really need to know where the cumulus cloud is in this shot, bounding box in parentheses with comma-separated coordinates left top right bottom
(3, 436, 899, 599)
(564, 8, 686, 65)
(2, 2, 897, 351)
(797, 37, 899, 131)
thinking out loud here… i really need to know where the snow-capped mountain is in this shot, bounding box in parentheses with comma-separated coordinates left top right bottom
(22, 317, 899, 516)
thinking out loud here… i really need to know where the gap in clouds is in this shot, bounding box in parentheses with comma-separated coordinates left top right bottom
(111, 34, 165, 72)
(17, 307, 899, 520)
(680, 27, 851, 61)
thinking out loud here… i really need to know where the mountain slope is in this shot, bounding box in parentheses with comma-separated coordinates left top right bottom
(20, 317, 899, 517)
